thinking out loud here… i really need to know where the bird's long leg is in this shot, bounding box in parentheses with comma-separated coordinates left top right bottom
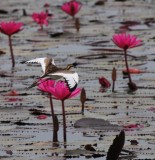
(36, 74, 46, 79)
(26, 79, 41, 89)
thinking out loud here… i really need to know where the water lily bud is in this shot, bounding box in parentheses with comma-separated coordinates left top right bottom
(98, 76, 111, 88)
(80, 88, 86, 104)
(112, 67, 116, 81)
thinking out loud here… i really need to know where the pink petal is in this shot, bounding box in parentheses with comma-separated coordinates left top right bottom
(113, 34, 124, 48)
(32, 11, 48, 26)
(112, 33, 143, 50)
(61, 3, 72, 15)
(113, 35, 124, 48)
(72, 1, 82, 15)
(68, 88, 81, 99)
(55, 81, 71, 100)
(38, 79, 55, 92)
(61, 1, 82, 16)
(0, 21, 23, 36)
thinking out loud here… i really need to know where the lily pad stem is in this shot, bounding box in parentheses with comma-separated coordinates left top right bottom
(124, 49, 132, 83)
(49, 94, 54, 122)
(61, 100, 67, 142)
(9, 36, 15, 68)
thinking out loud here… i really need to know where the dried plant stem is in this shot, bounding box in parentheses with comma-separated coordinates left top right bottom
(75, 18, 80, 32)
(112, 67, 116, 93)
(9, 36, 15, 68)
(112, 80, 115, 92)
(81, 102, 84, 115)
(124, 49, 132, 83)
(61, 100, 67, 142)
(80, 88, 86, 115)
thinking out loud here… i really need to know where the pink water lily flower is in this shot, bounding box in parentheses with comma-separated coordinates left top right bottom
(38, 79, 55, 92)
(0, 21, 23, 36)
(112, 33, 143, 50)
(112, 33, 143, 91)
(0, 21, 23, 67)
(61, 0, 82, 18)
(47, 81, 81, 101)
(45, 80, 80, 142)
(38, 79, 80, 142)
(32, 11, 49, 30)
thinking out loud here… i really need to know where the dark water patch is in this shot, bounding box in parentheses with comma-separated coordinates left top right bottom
(14, 121, 50, 126)
(0, 9, 8, 14)
(29, 109, 50, 116)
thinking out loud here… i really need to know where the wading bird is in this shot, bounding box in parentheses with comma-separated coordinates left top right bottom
(25, 57, 79, 92)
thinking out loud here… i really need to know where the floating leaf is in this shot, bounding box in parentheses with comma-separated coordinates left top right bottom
(74, 118, 122, 130)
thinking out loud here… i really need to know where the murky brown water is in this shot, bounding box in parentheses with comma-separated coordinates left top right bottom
(1, 0, 155, 159)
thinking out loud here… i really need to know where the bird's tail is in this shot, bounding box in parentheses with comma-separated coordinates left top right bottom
(26, 78, 49, 90)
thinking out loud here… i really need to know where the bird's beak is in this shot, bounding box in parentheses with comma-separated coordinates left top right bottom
(72, 62, 78, 68)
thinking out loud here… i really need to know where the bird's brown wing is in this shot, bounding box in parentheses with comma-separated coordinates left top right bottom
(45, 65, 59, 74)
(37, 66, 60, 79)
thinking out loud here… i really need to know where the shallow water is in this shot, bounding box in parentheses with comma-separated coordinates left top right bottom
(1, 0, 155, 159)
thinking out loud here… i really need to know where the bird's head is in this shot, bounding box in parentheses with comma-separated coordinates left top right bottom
(66, 63, 77, 70)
